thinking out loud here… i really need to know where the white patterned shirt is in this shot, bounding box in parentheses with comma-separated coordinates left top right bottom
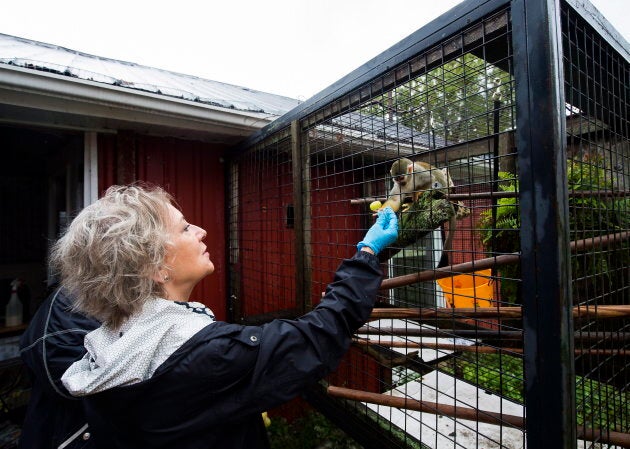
(62, 298, 215, 396)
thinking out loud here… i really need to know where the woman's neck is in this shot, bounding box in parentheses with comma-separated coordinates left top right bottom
(163, 284, 193, 302)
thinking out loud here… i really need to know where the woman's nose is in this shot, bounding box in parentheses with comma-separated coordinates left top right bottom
(197, 226, 207, 240)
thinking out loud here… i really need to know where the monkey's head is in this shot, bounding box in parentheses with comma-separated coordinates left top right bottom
(390, 158, 413, 186)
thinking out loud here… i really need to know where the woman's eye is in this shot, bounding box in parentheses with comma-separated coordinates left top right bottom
(184, 224, 191, 232)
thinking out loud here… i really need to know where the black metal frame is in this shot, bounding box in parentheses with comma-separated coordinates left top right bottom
(512, 0, 576, 447)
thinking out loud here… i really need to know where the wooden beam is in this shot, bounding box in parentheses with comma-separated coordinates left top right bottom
(326, 385, 630, 448)
(369, 305, 630, 320)
(379, 231, 628, 290)
(352, 338, 630, 357)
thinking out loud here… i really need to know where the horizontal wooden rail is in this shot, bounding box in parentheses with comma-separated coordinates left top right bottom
(370, 306, 520, 320)
(356, 326, 630, 342)
(352, 338, 630, 356)
(353, 338, 515, 354)
(380, 254, 517, 289)
(327, 385, 630, 448)
(358, 326, 524, 339)
(379, 231, 629, 290)
(328, 385, 524, 427)
(369, 305, 630, 320)
(448, 189, 630, 201)
(351, 190, 630, 205)
(570, 230, 630, 252)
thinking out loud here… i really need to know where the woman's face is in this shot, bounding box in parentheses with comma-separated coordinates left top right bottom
(163, 204, 214, 289)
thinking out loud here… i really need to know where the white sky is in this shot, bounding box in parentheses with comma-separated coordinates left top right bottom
(1, 0, 628, 100)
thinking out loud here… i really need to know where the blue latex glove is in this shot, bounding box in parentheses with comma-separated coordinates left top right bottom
(357, 207, 399, 255)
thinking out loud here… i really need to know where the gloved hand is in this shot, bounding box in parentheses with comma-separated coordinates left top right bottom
(357, 207, 399, 255)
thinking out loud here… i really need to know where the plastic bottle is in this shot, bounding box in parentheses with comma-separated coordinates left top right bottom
(5, 279, 23, 327)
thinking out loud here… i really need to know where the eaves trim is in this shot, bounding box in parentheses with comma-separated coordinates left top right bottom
(0, 64, 279, 134)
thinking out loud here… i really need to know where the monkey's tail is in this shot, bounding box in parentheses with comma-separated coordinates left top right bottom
(437, 214, 457, 268)
(453, 201, 471, 219)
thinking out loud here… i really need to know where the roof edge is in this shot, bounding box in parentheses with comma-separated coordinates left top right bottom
(0, 63, 279, 135)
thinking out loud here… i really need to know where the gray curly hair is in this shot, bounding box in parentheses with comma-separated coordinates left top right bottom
(50, 184, 175, 329)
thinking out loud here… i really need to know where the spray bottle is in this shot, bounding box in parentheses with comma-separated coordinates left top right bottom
(5, 279, 23, 327)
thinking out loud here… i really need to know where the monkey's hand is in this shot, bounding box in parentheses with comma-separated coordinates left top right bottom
(380, 198, 401, 213)
(357, 207, 399, 255)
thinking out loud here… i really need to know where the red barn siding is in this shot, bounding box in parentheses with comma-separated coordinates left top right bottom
(309, 166, 365, 307)
(237, 156, 296, 319)
(97, 132, 228, 320)
(308, 167, 388, 396)
(235, 159, 367, 319)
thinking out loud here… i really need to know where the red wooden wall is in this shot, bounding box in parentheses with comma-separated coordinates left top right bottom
(237, 156, 296, 318)
(97, 132, 228, 320)
(309, 166, 365, 308)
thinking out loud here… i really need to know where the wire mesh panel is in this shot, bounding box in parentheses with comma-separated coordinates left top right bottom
(228, 130, 299, 322)
(231, 0, 628, 447)
(562, 2, 630, 446)
(302, 7, 530, 449)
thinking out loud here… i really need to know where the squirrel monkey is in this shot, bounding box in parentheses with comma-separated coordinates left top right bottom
(381, 157, 468, 265)
(382, 158, 455, 212)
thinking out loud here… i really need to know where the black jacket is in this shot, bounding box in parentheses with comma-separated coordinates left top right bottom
(69, 251, 383, 449)
(19, 288, 100, 449)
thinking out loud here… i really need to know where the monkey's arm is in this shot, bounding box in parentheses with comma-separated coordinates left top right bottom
(381, 184, 403, 212)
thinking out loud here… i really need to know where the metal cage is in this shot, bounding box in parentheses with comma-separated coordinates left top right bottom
(229, 0, 629, 447)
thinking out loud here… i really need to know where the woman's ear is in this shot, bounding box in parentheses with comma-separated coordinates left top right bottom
(152, 270, 170, 284)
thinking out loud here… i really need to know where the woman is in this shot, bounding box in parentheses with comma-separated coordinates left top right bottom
(19, 287, 99, 449)
(52, 184, 397, 449)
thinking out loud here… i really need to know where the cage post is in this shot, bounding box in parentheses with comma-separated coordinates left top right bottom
(512, 0, 576, 447)
(291, 120, 311, 314)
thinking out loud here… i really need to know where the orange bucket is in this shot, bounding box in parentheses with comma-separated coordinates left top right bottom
(437, 269, 494, 308)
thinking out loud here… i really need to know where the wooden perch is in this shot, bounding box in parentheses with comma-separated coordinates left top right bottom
(351, 190, 630, 205)
(353, 337, 514, 354)
(370, 306, 520, 320)
(379, 231, 629, 290)
(448, 189, 630, 201)
(327, 385, 630, 448)
(327, 385, 524, 427)
(380, 253, 517, 289)
(358, 326, 524, 340)
(352, 337, 630, 357)
(356, 326, 630, 343)
(570, 230, 629, 252)
(369, 305, 630, 320)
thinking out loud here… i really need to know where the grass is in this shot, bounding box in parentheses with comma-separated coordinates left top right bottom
(267, 410, 362, 449)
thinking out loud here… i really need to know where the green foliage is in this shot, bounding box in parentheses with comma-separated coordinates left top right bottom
(268, 405, 428, 449)
(267, 411, 362, 449)
(477, 171, 520, 252)
(441, 353, 524, 403)
(363, 54, 513, 143)
(477, 172, 521, 303)
(576, 376, 630, 431)
(440, 353, 630, 431)
(567, 158, 620, 239)
(566, 158, 628, 301)
(477, 159, 629, 303)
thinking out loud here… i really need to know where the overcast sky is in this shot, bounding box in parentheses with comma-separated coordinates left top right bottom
(1, 0, 628, 100)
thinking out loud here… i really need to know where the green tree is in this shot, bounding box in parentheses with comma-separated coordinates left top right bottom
(363, 53, 514, 144)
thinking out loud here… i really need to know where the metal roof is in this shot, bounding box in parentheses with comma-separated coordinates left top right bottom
(331, 111, 446, 149)
(0, 33, 301, 118)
